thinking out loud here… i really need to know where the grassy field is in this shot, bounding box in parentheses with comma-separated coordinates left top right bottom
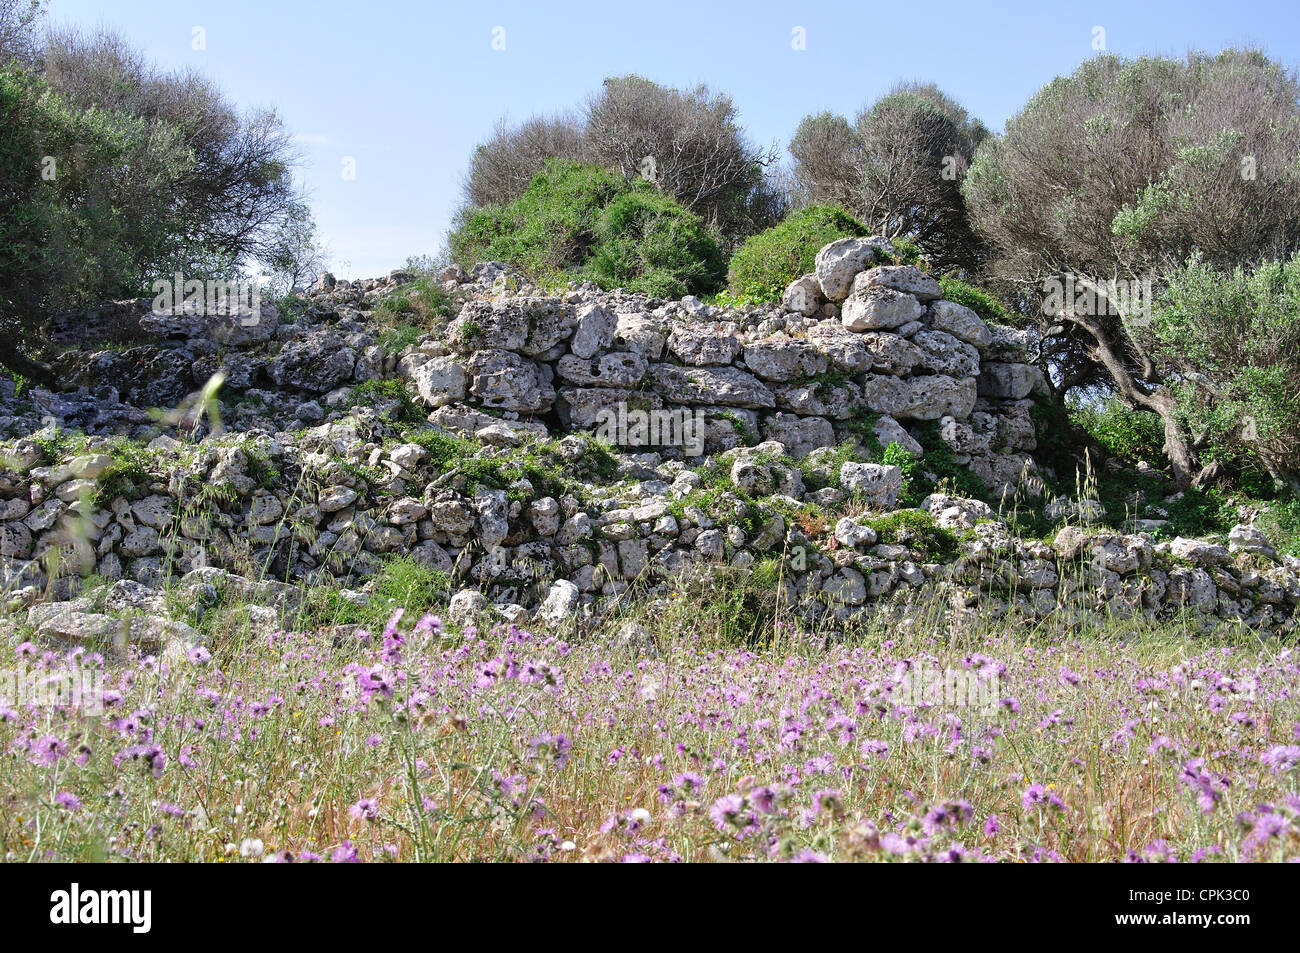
(2, 584, 1298, 864)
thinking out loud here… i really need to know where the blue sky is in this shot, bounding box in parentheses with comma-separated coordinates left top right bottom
(45, 0, 1300, 278)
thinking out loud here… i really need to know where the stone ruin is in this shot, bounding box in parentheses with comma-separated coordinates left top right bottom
(407, 236, 1046, 500)
(2, 237, 1296, 650)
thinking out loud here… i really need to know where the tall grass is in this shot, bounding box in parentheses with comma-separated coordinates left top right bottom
(2, 577, 1295, 863)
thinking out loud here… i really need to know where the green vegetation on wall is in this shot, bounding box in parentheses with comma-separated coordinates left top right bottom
(448, 160, 725, 298)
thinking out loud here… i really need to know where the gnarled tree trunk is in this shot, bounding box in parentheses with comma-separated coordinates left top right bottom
(0, 345, 56, 389)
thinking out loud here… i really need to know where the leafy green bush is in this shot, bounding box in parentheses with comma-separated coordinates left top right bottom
(882, 441, 922, 505)
(938, 276, 1011, 324)
(1069, 397, 1166, 463)
(1154, 252, 1300, 495)
(584, 185, 727, 297)
(1257, 498, 1300, 556)
(448, 160, 724, 297)
(448, 160, 623, 282)
(726, 205, 868, 302)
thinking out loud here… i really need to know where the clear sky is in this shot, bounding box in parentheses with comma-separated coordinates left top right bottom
(44, 0, 1300, 279)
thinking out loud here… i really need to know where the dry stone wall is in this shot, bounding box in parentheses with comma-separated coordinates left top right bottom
(403, 241, 1046, 503)
(1, 241, 1296, 647)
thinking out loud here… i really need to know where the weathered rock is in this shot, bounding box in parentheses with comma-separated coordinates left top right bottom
(860, 374, 977, 420)
(388, 498, 428, 525)
(872, 414, 922, 456)
(760, 414, 835, 458)
(466, 349, 555, 413)
(0, 521, 32, 558)
(475, 489, 509, 549)
(570, 303, 618, 359)
(742, 338, 828, 382)
(555, 352, 648, 387)
(782, 274, 825, 316)
(839, 462, 904, 509)
(1166, 567, 1218, 610)
(650, 365, 774, 409)
(928, 300, 992, 350)
(823, 567, 867, 605)
(1229, 524, 1277, 559)
(668, 323, 741, 366)
(922, 493, 994, 530)
(805, 322, 873, 373)
(319, 486, 359, 513)
(815, 237, 890, 302)
(774, 381, 860, 419)
(538, 578, 581, 626)
(911, 330, 980, 378)
(977, 362, 1041, 400)
(556, 388, 663, 429)
(140, 299, 279, 347)
(268, 336, 356, 393)
(447, 588, 490, 626)
(858, 332, 924, 376)
(412, 356, 468, 408)
(612, 312, 667, 360)
(841, 284, 925, 332)
(529, 497, 561, 536)
(855, 265, 942, 302)
(834, 517, 878, 549)
(986, 324, 1040, 364)
(1170, 537, 1232, 567)
(426, 492, 476, 535)
(971, 452, 1042, 501)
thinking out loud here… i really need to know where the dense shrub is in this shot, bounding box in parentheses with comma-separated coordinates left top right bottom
(584, 186, 727, 298)
(1154, 252, 1300, 494)
(449, 160, 725, 296)
(448, 161, 624, 281)
(463, 114, 585, 209)
(0, 15, 313, 383)
(1069, 397, 1166, 463)
(726, 205, 867, 301)
(462, 75, 782, 248)
(1, 65, 189, 379)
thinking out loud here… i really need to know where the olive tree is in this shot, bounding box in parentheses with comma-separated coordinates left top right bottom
(460, 76, 783, 246)
(788, 83, 988, 272)
(1154, 253, 1300, 495)
(42, 27, 305, 269)
(463, 114, 585, 208)
(0, 0, 40, 64)
(964, 50, 1300, 489)
(0, 19, 314, 383)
